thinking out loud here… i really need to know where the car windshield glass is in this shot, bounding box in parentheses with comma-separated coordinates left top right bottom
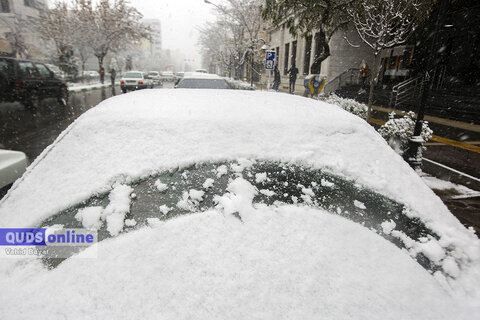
(17, 61, 38, 78)
(34, 63, 52, 78)
(148, 72, 158, 76)
(176, 78, 229, 89)
(42, 160, 437, 270)
(124, 72, 142, 78)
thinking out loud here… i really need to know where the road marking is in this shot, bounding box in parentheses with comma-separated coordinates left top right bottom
(369, 118, 480, 154)
(372, 105, 480, 133)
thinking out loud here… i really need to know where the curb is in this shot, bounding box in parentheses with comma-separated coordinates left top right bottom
(422, 158, 480, 191)
(68, 84, 113, 93)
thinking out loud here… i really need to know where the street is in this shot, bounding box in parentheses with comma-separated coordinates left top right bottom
(0, 83, 174, 162)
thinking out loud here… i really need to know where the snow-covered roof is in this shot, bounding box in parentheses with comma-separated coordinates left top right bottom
(182, 72, 223, 79)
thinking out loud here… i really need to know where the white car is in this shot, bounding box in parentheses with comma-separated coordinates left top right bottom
(0, 149, 27, 190)
(0, 90, 479, 318)
(175, 73, 232, 89)
(120, 71, 153, 93)
(147, 71, 161, 85)
(160, 71, 175, 82)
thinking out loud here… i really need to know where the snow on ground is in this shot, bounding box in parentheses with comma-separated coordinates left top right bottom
(0, 89, 479, 303)
(0, 205, 472, 319)
(422, 175, 480, 199)
(67, 82, 111, 92)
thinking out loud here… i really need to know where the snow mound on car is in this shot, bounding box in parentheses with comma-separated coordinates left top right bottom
(0, 89, 479, 299)
(0, 206, 471, 319)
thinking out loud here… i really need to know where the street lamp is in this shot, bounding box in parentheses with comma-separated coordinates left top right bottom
(404, 0, 448, 170)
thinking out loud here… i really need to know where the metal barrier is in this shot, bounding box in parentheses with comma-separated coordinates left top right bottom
(324, 68, 359, 94)
(389, 76, 423, 109)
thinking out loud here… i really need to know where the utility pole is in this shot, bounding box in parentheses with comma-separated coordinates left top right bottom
(404, 0, 448, 170)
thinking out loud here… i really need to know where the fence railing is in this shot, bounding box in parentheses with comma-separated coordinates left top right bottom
(389, 75, 423, 109)
(324, 68, 360, 94)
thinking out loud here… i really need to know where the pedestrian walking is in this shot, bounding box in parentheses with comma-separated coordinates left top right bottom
(272, 65, 280, 91)
(287, 64, 299, 94)
(358, 60, 370, 94)
(110, 68, 117, 87)
(99, 66, 105, 84)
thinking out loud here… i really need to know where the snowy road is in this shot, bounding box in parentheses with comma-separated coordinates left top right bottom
(0, 83, 173, 162)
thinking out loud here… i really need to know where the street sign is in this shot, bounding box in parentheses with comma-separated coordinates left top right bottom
(265, 50, 275, 70)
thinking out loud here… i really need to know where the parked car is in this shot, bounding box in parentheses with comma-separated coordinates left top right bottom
(0, 90, 478, 318)
(0, 149, 27, 190)
(160, 71, 175, 82)
(175, 73, 233, 89)
(119, 71, 153, 93)
(147, 71, 161, 86)
(0, 57, 69, 107)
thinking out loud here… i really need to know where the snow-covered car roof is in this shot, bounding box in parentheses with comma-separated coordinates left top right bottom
(182, 72, 223, 79)
(1, 90, 479, 316)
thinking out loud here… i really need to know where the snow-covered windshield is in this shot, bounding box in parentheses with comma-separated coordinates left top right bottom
(42, 160, 437, 270)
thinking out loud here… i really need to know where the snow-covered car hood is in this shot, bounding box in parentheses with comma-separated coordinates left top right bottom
(0, 204, 472, 319)
(0, 89, 479, 308)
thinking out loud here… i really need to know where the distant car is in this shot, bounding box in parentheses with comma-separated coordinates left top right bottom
(0, 57, 69, 107)
(120, 71, 154, 93)
(160, 71, 175, 82)
(0, 149, 27, 190)
(147, 71, 161, 86)
(195, 69, 208, 73)
(175, 73, 233, 89)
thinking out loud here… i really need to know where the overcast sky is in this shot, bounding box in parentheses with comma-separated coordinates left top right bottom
(129, 0, 215, 63)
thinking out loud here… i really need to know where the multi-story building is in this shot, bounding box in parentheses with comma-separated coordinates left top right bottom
(0, 0, 48, 58)
(142, 19, 162, 58)
(266, 25, 374, 94)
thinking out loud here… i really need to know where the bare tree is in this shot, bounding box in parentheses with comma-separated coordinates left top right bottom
(262, 0, 352, 73)
(39, 1, 76, 75)
(76, 0, 149, 83)
(348, 0, 435, 120)
(201, 0, 264, 81)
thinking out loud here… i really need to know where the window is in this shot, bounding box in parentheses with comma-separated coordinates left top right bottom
(34, 63, 53, 78)
(18, 61, 38, 79)
(303, 36, 312, 75)
(24, 0, 33, 7)
(283, 43, 289, 75)
(291, 40, 297, 68)
(0, 58, 11, 75)
(0, 0, 9, 12)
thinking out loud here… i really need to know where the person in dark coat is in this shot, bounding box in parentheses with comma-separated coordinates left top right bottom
(358, 60, 370, 94)
(110, 68, 117, 87)
(99, 65, 105, 84)
(272, 65, 280, 91)
(287, 64, 299, 94)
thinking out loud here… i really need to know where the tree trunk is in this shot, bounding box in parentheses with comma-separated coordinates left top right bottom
(310, 31, 330, 74)
(97, 55, 105, 84)
(366, 54, 380, 122)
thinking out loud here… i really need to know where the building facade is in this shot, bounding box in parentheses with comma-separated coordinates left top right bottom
(266, 25, 375, 94)
(0, 0, 48, 58)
